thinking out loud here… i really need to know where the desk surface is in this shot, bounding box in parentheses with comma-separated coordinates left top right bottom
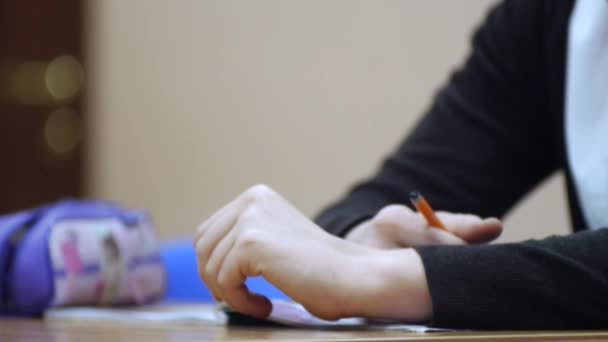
(2, 319, 608, 342)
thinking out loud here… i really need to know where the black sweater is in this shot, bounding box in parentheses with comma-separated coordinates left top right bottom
(315, 0, 608, 329)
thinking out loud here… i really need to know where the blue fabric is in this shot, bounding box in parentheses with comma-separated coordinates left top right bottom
(161, 239, 288, 302)
(0, 210, 45, 311)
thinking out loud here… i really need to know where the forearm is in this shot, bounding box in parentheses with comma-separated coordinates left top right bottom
(316, 0, 558, 238)
(346, 229, 608, 329)
(415, 229, 608, 329)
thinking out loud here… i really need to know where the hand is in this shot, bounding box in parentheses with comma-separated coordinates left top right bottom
(345, 204, 502, 249)
(194, 185, 432, 322)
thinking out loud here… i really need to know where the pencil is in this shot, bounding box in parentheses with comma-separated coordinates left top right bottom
(409, 191, 448, 231)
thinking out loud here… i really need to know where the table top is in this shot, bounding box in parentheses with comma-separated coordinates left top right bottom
(2, 318, 608, 342)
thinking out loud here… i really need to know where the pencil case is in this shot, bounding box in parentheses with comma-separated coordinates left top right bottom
(0, 199, 165, 316)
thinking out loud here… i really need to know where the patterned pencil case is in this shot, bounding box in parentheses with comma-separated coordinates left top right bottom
(0, 199, 165, 316)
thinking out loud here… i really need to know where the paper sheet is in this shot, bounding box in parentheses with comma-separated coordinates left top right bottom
(228, 300, 448, 332)
(45, 303, 226, 325)
(46, 300, 447, 332)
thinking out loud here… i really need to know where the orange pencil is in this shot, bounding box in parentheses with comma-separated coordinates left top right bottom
(409, 191, 448, 231)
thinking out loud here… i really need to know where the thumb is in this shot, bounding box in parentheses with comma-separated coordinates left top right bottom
(436, 212, 502, 244)
(224, 285, 273, 319)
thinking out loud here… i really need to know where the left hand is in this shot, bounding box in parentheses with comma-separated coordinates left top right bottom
(194, 185, 432, 322)
(345, 204, 502, 249)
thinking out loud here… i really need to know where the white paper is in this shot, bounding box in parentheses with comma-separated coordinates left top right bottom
(45, 303, 226, 325)
(228, 300, 448, 332)
(46, 300, 448, 332)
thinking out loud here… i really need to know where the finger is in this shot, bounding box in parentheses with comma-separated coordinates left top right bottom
(196, 263, 222, 301)
(194, 208, 240, 302)
(423, 226, 466, 245)
(196, 207, 239, 299)
(216, 248, 272, 318)
(436, 212, 502, 244)
(195, 187, 262, 266)
(373, 205, 422, 230)
(194, 185, 272, 303)
(195, 239, 222, 301)
(195, 207, 240, 267)
(194, 199, 237, 245)
(204, 229, 238, 301)
(464, 217, 502, 244)
(225, 285, 272, 320)
(194, 200, 232, 244)
(195, 204, 245, 301)
(194, 186, 258, 244)
(194, 185, 275, 245)
(372, 205, 466, 246)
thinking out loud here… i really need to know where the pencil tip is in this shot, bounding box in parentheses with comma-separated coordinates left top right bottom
(409, 191, 420, 200)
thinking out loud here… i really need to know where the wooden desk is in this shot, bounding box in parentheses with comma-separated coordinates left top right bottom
(2, 318, 608, 342)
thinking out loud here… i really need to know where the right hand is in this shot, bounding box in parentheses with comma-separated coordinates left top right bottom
(193, 185, 433, 321)
(345, 204, 502, 249)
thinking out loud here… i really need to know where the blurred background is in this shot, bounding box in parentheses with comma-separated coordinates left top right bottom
(0, 0, 568, 242)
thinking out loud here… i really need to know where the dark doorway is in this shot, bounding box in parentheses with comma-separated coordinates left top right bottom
(0, 0, 85, 214)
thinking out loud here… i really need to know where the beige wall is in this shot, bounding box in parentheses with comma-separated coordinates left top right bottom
(87, 0, 569, 241)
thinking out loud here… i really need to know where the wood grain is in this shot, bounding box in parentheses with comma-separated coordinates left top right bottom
(2, 318, 608, 342)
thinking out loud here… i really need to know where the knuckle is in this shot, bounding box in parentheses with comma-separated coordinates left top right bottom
(374, 205, 410, 224)
(240, 206, 262, 223)
(204, 263, 216, 279)
(197, 264, 210, 283)
(372, 219, 397, 236)
(194, 240, 207, 259)
(372, 205, 412, 231)
(245, 184, 274, 202)
(236, 229, 261, 249)
(195, 221, 208, 237)
(464, 214, 484, 226)
(217, 272, 231, 289)
(377, 204, 405, 216)
(426, 231, 444, 245)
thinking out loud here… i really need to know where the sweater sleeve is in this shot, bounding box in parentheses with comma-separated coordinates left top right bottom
(315, 0, 560, 237)
(415, 229, 608, 329)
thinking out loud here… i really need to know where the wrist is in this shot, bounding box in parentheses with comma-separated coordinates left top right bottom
(342, 248, 433, 322)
